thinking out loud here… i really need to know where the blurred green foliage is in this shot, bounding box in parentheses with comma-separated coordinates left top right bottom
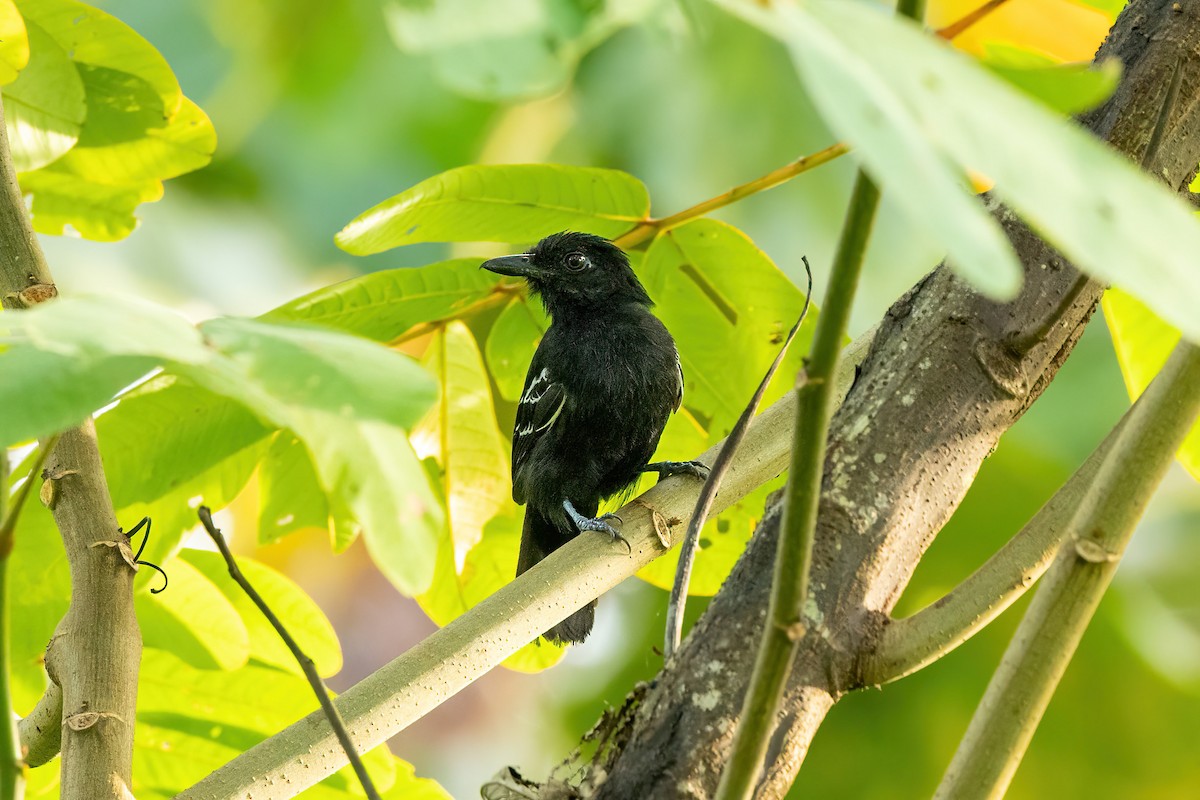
(2, 0, 1198, 797)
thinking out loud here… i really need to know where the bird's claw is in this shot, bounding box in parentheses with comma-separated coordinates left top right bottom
(577, 513, 630, 554)
(646, 460, 711, 482)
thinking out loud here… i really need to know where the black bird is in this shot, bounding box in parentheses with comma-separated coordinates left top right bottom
(482, 232, 707, 644)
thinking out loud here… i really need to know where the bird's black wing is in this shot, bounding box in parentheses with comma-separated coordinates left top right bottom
(511, 361, 567, 505)
(673, 351, 684, 413)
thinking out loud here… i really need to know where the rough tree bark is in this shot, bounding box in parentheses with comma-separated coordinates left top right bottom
(0, 96, 141, 798)
(578, 2, 1200, 797)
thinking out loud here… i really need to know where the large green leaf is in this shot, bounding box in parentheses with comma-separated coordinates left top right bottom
(0, 0, 29, 85)
(642, 219, 815, 425)
(728, 0, 1200, 335)
(485, 296, 547, 402)
(411, 321, 511, 559)
(1102, 288, 1200, 481)
(0, 297, 443, 594)
(19, 165, 162, 240)
(257, 431, 332, 546)
(137, 558, 250, 672)
(2, 19, 84, 171)
(268, 258, 502, 341)
(981, 42, 1120, 116)
(181, 549, 343, 678)
(0, 296, 207, 446)
(134, 649, 408, 799)
(336, 164, 649, 255)
(15, 0, 180, 114)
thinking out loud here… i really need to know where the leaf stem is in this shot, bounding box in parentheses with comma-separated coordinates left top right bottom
(715, 171, 881, 800)
(197, 507, 382, 800)
(613, 142, 850, 250)
(935, 340, 1200, 799)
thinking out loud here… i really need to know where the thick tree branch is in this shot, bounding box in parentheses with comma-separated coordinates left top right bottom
(573, 2, 1200, 797)
(0, 96, 140, 798)
(936, 340, 1200, 799)
(175, 333, 871, 800)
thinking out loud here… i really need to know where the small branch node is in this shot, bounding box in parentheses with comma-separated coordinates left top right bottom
(1071, 535, 1119, 564)
(632, 499, 671, 549)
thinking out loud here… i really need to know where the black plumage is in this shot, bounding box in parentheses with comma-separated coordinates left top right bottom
(482, 232, 706, 644)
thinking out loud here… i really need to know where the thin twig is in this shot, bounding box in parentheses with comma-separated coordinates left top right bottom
(197, 506, 382, 800)
(0, 434, 60, 557)
(0, 446, 20, 798)
(614, 143, 850, 250)
(665, 257, 814, 658)
(935, 0, 1012, 40)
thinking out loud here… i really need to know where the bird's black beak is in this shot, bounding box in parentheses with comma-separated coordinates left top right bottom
(480, 253, 536, 278)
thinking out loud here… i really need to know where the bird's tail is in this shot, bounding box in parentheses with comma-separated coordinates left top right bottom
(518, 510, 596, 645)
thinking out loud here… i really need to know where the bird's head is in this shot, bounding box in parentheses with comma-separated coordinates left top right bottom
(481, 232, 652, 316)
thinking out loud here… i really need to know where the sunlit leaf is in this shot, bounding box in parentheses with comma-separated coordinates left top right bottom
(336, 164, 649, 254)
(0, 297, 443, 593)
(16, 0, 181, 114)
(0, 0, 29, 85)
(137, 558, 250, 672)
(727, 0, 1200, 335)
(268, 258, 502, 342)
(20, 165, 162, 239)
(412, 321, 511, 559)
(642, 219, 814, 425)
(982, 42, 1120, 115)
(257, 431, 331, 545)
(2, 19, 84, 171)
(1102, 288, 1200, 481)
(181, 549, 343, 678)
(485, 297, 547, 402)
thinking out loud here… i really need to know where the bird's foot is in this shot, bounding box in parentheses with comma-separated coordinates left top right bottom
(644, 460, 711, 482)
(563, 500, 631, 554)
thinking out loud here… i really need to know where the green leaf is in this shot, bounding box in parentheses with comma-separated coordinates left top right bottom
(485, 297, 547, 402)
(1102, 288, 1200, 481)
(16, 0, 181, 114)
(731, 0, 1200, 335)
(336, 164, 649, 255)
(1, 297, 443, 593)
(7, 489, 67, 713)
(0, 0, 29, 85)
(193, 318, 443, 594)
(642, 219, 815, 424)
(257, 431, 331, 546)
(99, 376, 273, 510)
(137, 558, 250, 672)
(180, 549, 343, 678)
(383, 0, 661, 102)
(1068, 0, 1127, 18)
(2, 19, 85, 171)
(134, 649, 407, 799)
(267, 258, 501, 341)
(0, 296, 206, 446)
(411, 321, 511, 559)
(982, 43, 1120, 116)
(20, 165, 162, 240)
(418, 513, 565, 672)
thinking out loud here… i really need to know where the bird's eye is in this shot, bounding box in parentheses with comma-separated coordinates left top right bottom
(565, 252, 589, 272)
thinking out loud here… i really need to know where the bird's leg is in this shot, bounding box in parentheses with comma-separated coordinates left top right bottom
(563, 499, 630, 554)
(643, 460, 711, 482)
